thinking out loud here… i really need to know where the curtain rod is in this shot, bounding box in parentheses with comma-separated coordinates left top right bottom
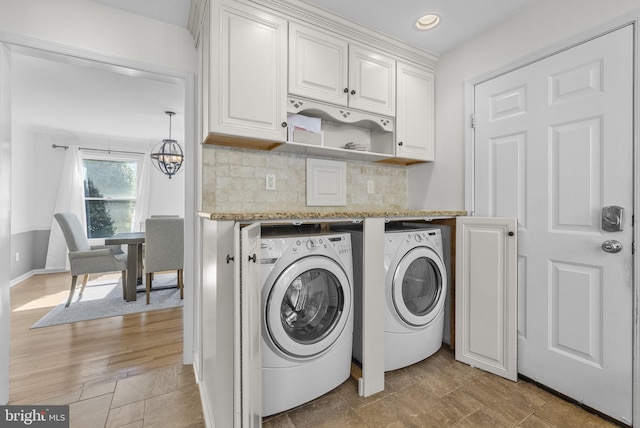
(51, 144, 145, 156)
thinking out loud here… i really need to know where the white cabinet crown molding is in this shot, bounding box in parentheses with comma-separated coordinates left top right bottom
(248, 0, 438, 70)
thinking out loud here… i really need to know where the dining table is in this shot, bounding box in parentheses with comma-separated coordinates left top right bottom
(105, 231, 145, 302)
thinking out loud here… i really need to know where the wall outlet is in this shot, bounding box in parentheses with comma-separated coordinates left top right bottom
(266, 174, 276, 190)
(367, 180, 375, 194)
(15, 252, 19, 262)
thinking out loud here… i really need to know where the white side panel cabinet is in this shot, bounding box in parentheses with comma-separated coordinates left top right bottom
(201, 219, 262, 428)
(395, 62, 434, 161)
(200, 220, 235, 428)
(456, 217, 518, 381)
(210, 1, 288, 141)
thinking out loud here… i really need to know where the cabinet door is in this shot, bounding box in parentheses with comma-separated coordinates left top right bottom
(288, 22, 349, 106)
(238, 223, 262, 427)
(396, 62, 434, 161)
(211, 2, 288, 141)
(348, 45, 395, 116)
(455, 216, 517, 381)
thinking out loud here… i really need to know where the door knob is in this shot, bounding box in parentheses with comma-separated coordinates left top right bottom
(602, 240, 623, 253)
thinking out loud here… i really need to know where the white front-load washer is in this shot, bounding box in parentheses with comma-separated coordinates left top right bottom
(345, 224, 447, 372)
(260, 232, 353, 417)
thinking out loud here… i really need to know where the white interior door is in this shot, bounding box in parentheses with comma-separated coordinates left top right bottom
(473, 26, 633, 424)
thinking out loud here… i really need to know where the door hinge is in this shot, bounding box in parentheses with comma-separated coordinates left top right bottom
(470, 113, 476, 129)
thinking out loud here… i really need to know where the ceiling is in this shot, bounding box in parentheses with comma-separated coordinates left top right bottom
(299, 0, 536, 54)
(12, 0, 537, 143)
(12, 53, 185, 143)
(90, 0, 537, 55)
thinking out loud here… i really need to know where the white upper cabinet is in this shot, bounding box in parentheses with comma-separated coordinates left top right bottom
(395, 61, 434, 161)
(289, 23, 396, 117)
(208, 1, 288, 144)
(288, 23, 349, 107)
(348, 45, 396, 116)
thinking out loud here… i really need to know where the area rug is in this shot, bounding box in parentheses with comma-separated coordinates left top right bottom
(31, 273, 183, 329)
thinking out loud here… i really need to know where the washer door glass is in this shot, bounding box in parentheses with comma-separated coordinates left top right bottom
(391, 247, 446, 327)
(266, 256, 351, 358)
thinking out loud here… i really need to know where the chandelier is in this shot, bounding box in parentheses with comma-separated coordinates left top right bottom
(150, 111, 184, 179)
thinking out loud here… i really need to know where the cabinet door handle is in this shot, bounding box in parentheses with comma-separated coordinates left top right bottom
(350, 89, 356, 95)
(248, 254, 257, 263)
(398, 141, 404, 146)
(226, 255, 234, 264)
(343, 88, 349, 93)
(281, 122, 287, 128)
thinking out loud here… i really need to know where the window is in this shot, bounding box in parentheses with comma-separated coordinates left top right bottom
(82, 154, 140, 238)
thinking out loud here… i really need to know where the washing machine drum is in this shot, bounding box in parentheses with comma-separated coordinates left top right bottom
(265, 256, 352, 358)
(391, 247, 446, 327)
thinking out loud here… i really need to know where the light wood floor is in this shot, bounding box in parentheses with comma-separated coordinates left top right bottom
(9, 271, 184, 405)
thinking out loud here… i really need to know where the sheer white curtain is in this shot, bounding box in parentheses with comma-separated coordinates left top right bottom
(45, 145, 85, 271)
(133, 149, 151, 232)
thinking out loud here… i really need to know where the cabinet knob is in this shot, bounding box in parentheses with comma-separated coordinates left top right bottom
(398, 141, 404, 146)
(281, 122, 287, 128)
(343, 88, 349, 93)
(350, 90, 356, 95)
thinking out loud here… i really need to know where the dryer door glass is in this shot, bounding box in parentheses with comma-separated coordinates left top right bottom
(281, 268, 343, 344)
(402, 258, 440, 316)
(266, 256, 352, 358)
(392, 247, 446, 327)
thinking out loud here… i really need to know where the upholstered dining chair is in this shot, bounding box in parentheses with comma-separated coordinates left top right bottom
(54, 212, 128, 307)
(144, 217, 184, 304)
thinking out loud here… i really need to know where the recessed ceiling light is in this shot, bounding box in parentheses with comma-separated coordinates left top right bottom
(416, 14, 440, 30)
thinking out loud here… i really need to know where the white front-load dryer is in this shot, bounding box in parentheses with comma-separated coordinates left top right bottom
(260, 232, 353, 417)
(383, 226, 447, 371)
(344, 225, 447, 372)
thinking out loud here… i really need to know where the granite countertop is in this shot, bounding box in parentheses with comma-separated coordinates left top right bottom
(198, 210, 467, 222)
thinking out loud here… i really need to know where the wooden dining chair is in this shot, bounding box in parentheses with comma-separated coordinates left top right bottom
(144, 217, 184, 304)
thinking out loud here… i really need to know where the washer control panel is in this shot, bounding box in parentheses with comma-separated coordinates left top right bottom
(406, 231, 434, 241)
(289, 235, 352, 256)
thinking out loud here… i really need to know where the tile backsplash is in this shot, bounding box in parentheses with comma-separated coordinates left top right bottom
(202, 146, 407, 212)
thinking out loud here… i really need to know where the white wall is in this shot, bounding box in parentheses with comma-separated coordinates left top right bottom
(409, 0, 640, 210)
(0, 0, 196, 72)
(11, 125, 185, 236)
(0, 41, 11, 406)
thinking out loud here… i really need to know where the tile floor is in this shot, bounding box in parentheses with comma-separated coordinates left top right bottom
(37, 347, 623, 427)
(39, 364, 204, 428)
(263, 348, 623, 428)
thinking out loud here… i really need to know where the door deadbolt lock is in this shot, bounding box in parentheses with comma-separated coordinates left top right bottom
(602, 205, 624, 232)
